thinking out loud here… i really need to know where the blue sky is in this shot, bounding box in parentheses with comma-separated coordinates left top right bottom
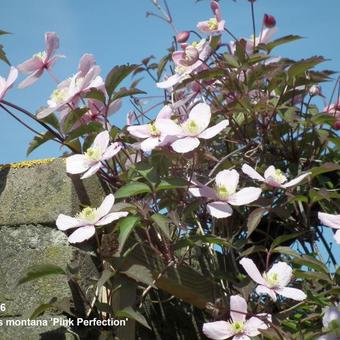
(0, 0, 339, 163)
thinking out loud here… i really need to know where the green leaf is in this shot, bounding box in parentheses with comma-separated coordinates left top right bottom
(0, 44, 10, 65)
(63, 108, 88, 133)
(121, 263, 155, 287)
(65, 122, 103, 142)
(294, 270, 332, 283)
(105, 64, 139, 98)
(272, 246, 300, 258)
(117, 216, 140, 254)
(40, 113, 60, 130)
(134, 162, 159, 185)
(97, 269, 115, 290)
(115, 182, 152, 199)
(17, 264, 66, 286)
(247, 207, 267, 236)
(151, 213, 170, 238)
(260, 35, 302, 52)
(156, 177, 187, 191)
(310, 163, 340, 178)
(271, 232, 304, 248)
(223, 53, 239, 68)
(116, 306, 151, 329)
(157, 54, 171, 80)
(112, 87, 146, 101)
(288, 56, 326, 79)
(26, 131, 55, 156)
(293, 255, 328, 273)
(0, 30, 10, 36)
(84, 88, 106, 103)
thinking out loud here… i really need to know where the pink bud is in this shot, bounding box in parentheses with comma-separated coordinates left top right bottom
(334, 121, 340, 130)
(210, 1, 220, 12)
(263, 14, 276, 28)
(176, 31, 190, 43)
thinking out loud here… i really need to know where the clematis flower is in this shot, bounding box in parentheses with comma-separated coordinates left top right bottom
(242, 164, 310, 189)
(127, 105, 182, 152)
(323, 100, 340, 130)
(56, 194, 128, 244)
(37, 54, 104, 119)
(239, 258, 307, 302)
(189, 169, 261, 219)
(318, 212, 340, 244)
(66, 130, 121, 179)
(0, 67, 18, 101)
(317, 304, 340, 340)
(203, 295, 271, 340)
(197, 1, 225, 34)
(170, 103, 229, 153)
(157, 39, 211, 89)
(17, 32, 63, 88)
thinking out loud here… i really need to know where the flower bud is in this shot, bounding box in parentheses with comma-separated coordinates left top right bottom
(309, 85, 322, 97)
(210, 1, 220, 12)
(263, 14, 276, 28)
(176, 31, 190, 43)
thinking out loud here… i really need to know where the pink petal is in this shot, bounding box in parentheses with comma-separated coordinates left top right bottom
(245, 316, 270, 336)
(127, 124, 151, 138)
(199, 120, 229, 139)
(36, 105, 56, 119)
(233, 335, 251, 340)
(264, 165, 276, 179)
(18, 68, 44, 89)
(81, 162, 102, 179)
(267, 261, 292, 287)
(207, 201, 233, 219)
(239, 258, 266, 285)
(282, 172, 311, 188)
(275, 287, 306, 301)
(108, 99, 122, 115)
(156, 105, 173, 119)
(259, 27, 277, 45)
(318, 212, 340, 230)
(172, 51, 185, 66)
(17, 57, 43, 73)
(140, 136, 161, 152)
(92, 130, 110, 154)
(96, 211, 129, 226)
(335, 230, 340, 244)
(189, 103, 211, 131)
(68, 225, 95, 244)
(78, 53, 96, 76)
(241, 164, 265, 182)
(189, 186, 217, 199)
(155, 118, 182, 135)
(230, 295, 247, 323)
(66, 154, 90, 174)
(227, 187, 261, 206)
(255, 285, 277, 301)
(45, 32, 59, 59)
(197, 21, 211, 34)
(216, 169, 239, 195)
(171, 136, 200, 153)
(102, 142, 122, 160)
(7, 67, 19, 86)
(96, 194, 115, 219)
(202, 321, 235, 340)
(156, 73, 182, 89)
(56, 214, 83, 231)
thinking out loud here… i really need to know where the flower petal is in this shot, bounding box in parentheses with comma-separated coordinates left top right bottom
(255, 285, 277, 301)
(318, 212, 340, 230)
(189, 103, 211, 131)
(239, 258, 266, 285)
(96, 194, 115, 219)
(96, 211, 129, 226)
(282, 172, 311, 188)
(267, 261, 292, 287)
(215, 169, 239, 195)
(128, 124, 152, 139)
(263, 165, 276, 179)
(227, 187, 261, 206)
(102, 142, 122, 160)
(156, 105, 173, 119)
(68, 225, 95, 244)
(81, 162, 102, 179)
(92, 130, 110, 154)
(140, 137, 161, 152)
(207, 201, 233, 219)
(202, 321, 235, 340)
(66, 154, 91, 174)
(189, 186, 217, 199)
(199, 120, 229, 139)
(78, 53, 96, 76)
(156, 74, 181, 89)
(241, 164, 265, 182)
(245, 315, 270, 337)
(230, 295, 247, 323)
(171, 136, 200, 153)
(275, 287, 306, 301)
(17, 57, 43, 73)
(335, 230, 340, 244)
(18, 69, 44, 89)
(56, 214, 84, 231)
(45, 32, 59, 59)
(155, 118, 182, 135)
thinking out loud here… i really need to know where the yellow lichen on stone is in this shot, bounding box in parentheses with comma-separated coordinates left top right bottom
(0, 158, 58, 170)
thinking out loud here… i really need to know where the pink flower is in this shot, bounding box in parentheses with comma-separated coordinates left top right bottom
(203, 295, 271, 340)
(127, 105, 182, 152)
(323, 100, 340, 130)
(189, 169, 261, 219)
(0, 67, 18, 101)
(239, 258, 307, 302)
(37, 54, 104, 119)
(318, 212, 340, 244)
(56, 194, 128, 244)
(242, 164, 310, 189)
(17, 32, 63, 88)
(66, 131, 121, 179)
(170, 103, 229, 153)
(197, 1, 225, 35)
(157, 39, 211, 89)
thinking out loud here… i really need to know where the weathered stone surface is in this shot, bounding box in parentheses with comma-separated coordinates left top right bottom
(0, 158, 109, 226)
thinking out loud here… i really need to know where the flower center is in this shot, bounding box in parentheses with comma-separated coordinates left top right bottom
(216, 185, 229, 200)
(85, 147, 101, 161)
(149, 122, 160, 137)
(231, 321, 245, 334)
(272, 169, 287, 184)
(208, 18, 218, 30)
(265, 272, 280, 288)
(175, 65, 188, 74)
(183, 119, 200, 135)
(34, 51, 47, 61)
(77, 207, 97, 223)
